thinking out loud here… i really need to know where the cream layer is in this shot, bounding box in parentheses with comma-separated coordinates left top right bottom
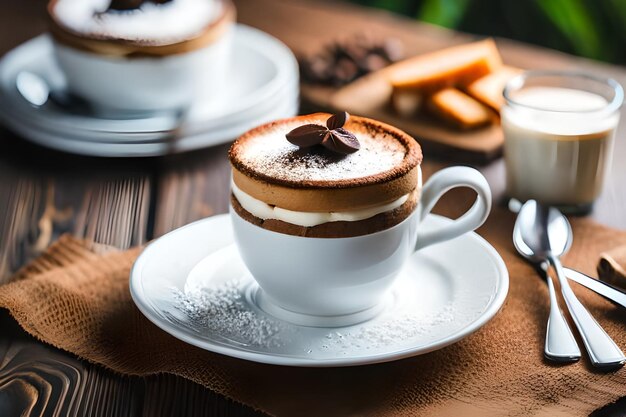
(231, 181, 411, 227)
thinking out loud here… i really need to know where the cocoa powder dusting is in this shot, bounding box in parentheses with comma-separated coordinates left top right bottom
(237, 120, 406, 182)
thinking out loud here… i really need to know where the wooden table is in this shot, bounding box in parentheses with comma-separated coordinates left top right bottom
(1, 1, 626, 416)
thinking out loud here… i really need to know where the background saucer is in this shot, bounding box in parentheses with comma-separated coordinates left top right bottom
(0, 25, 299, 157)
(130, 214, 509, 367)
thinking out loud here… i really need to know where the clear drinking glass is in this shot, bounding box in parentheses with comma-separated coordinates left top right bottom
(502, 70, 623, 214)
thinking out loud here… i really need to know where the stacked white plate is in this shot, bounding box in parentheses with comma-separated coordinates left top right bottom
(0, 25, 299, 157)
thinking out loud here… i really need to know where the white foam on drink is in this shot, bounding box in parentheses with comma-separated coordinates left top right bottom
(503, 87, 618, 136)
(515, 87, 608, 111)
(53, 0, 220, 45)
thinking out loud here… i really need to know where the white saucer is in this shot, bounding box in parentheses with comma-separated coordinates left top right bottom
(0, 25, 298, 157)
(130, 214, 509, 367)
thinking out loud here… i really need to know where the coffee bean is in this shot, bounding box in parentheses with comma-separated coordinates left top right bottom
(299, 34, 404, 86)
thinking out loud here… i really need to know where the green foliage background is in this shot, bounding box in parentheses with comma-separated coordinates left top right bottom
(349, 0, 626, 64)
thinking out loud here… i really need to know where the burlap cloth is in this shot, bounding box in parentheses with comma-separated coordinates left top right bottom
(2, 191, 626, 416)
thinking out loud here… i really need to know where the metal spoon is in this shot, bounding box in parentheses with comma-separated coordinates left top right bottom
(564, 268, 626, 309)
(511, 198, 626, 310)
(516, 200, 625, 368)
(514, 210, 581, 362)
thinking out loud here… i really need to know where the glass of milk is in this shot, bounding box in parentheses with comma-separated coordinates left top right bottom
(502, 71, 623, 214)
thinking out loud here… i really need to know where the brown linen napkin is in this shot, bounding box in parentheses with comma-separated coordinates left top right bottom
(599, 245, 626, 289)
(2, 204, 626, 416)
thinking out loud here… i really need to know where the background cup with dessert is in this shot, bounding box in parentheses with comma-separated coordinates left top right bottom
(47, 0, 236, 112)
(502, 70, 623, 214)
(228, 112, 492, 327)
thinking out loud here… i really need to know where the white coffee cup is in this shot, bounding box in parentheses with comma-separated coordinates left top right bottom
(48, 0, 235, 112)
(230, 166, 491, 327)
(52, 31, 233, 112)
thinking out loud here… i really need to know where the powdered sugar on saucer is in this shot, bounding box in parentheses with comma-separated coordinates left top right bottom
(169, 276, 458, 355)
(53, 0, 221, 45)
(315, 304, 456, 354)
(171, 280, 286, 349)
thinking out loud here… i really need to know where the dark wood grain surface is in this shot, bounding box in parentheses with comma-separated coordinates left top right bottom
(1, 1, 626, 416)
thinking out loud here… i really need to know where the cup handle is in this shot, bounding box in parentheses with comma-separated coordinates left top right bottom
(414, 166, 492, 251)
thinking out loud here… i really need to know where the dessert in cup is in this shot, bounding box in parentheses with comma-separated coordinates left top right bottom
(228, 112, 492, 326)
(47, 0, 235, 111)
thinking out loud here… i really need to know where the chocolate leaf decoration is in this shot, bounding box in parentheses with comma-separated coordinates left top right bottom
(326, 111, 350, 130)
(285, 124, 328, 147)
(322, 128, 360, 154)
(286, 112, 360, 155)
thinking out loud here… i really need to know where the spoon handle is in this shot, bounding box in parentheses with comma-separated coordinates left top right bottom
(550, 255, 626, 368)
(564, 267, 626, 309)
(545, 274, 581, 361)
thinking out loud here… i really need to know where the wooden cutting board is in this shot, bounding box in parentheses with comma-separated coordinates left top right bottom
(300, 70, 504, 165)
